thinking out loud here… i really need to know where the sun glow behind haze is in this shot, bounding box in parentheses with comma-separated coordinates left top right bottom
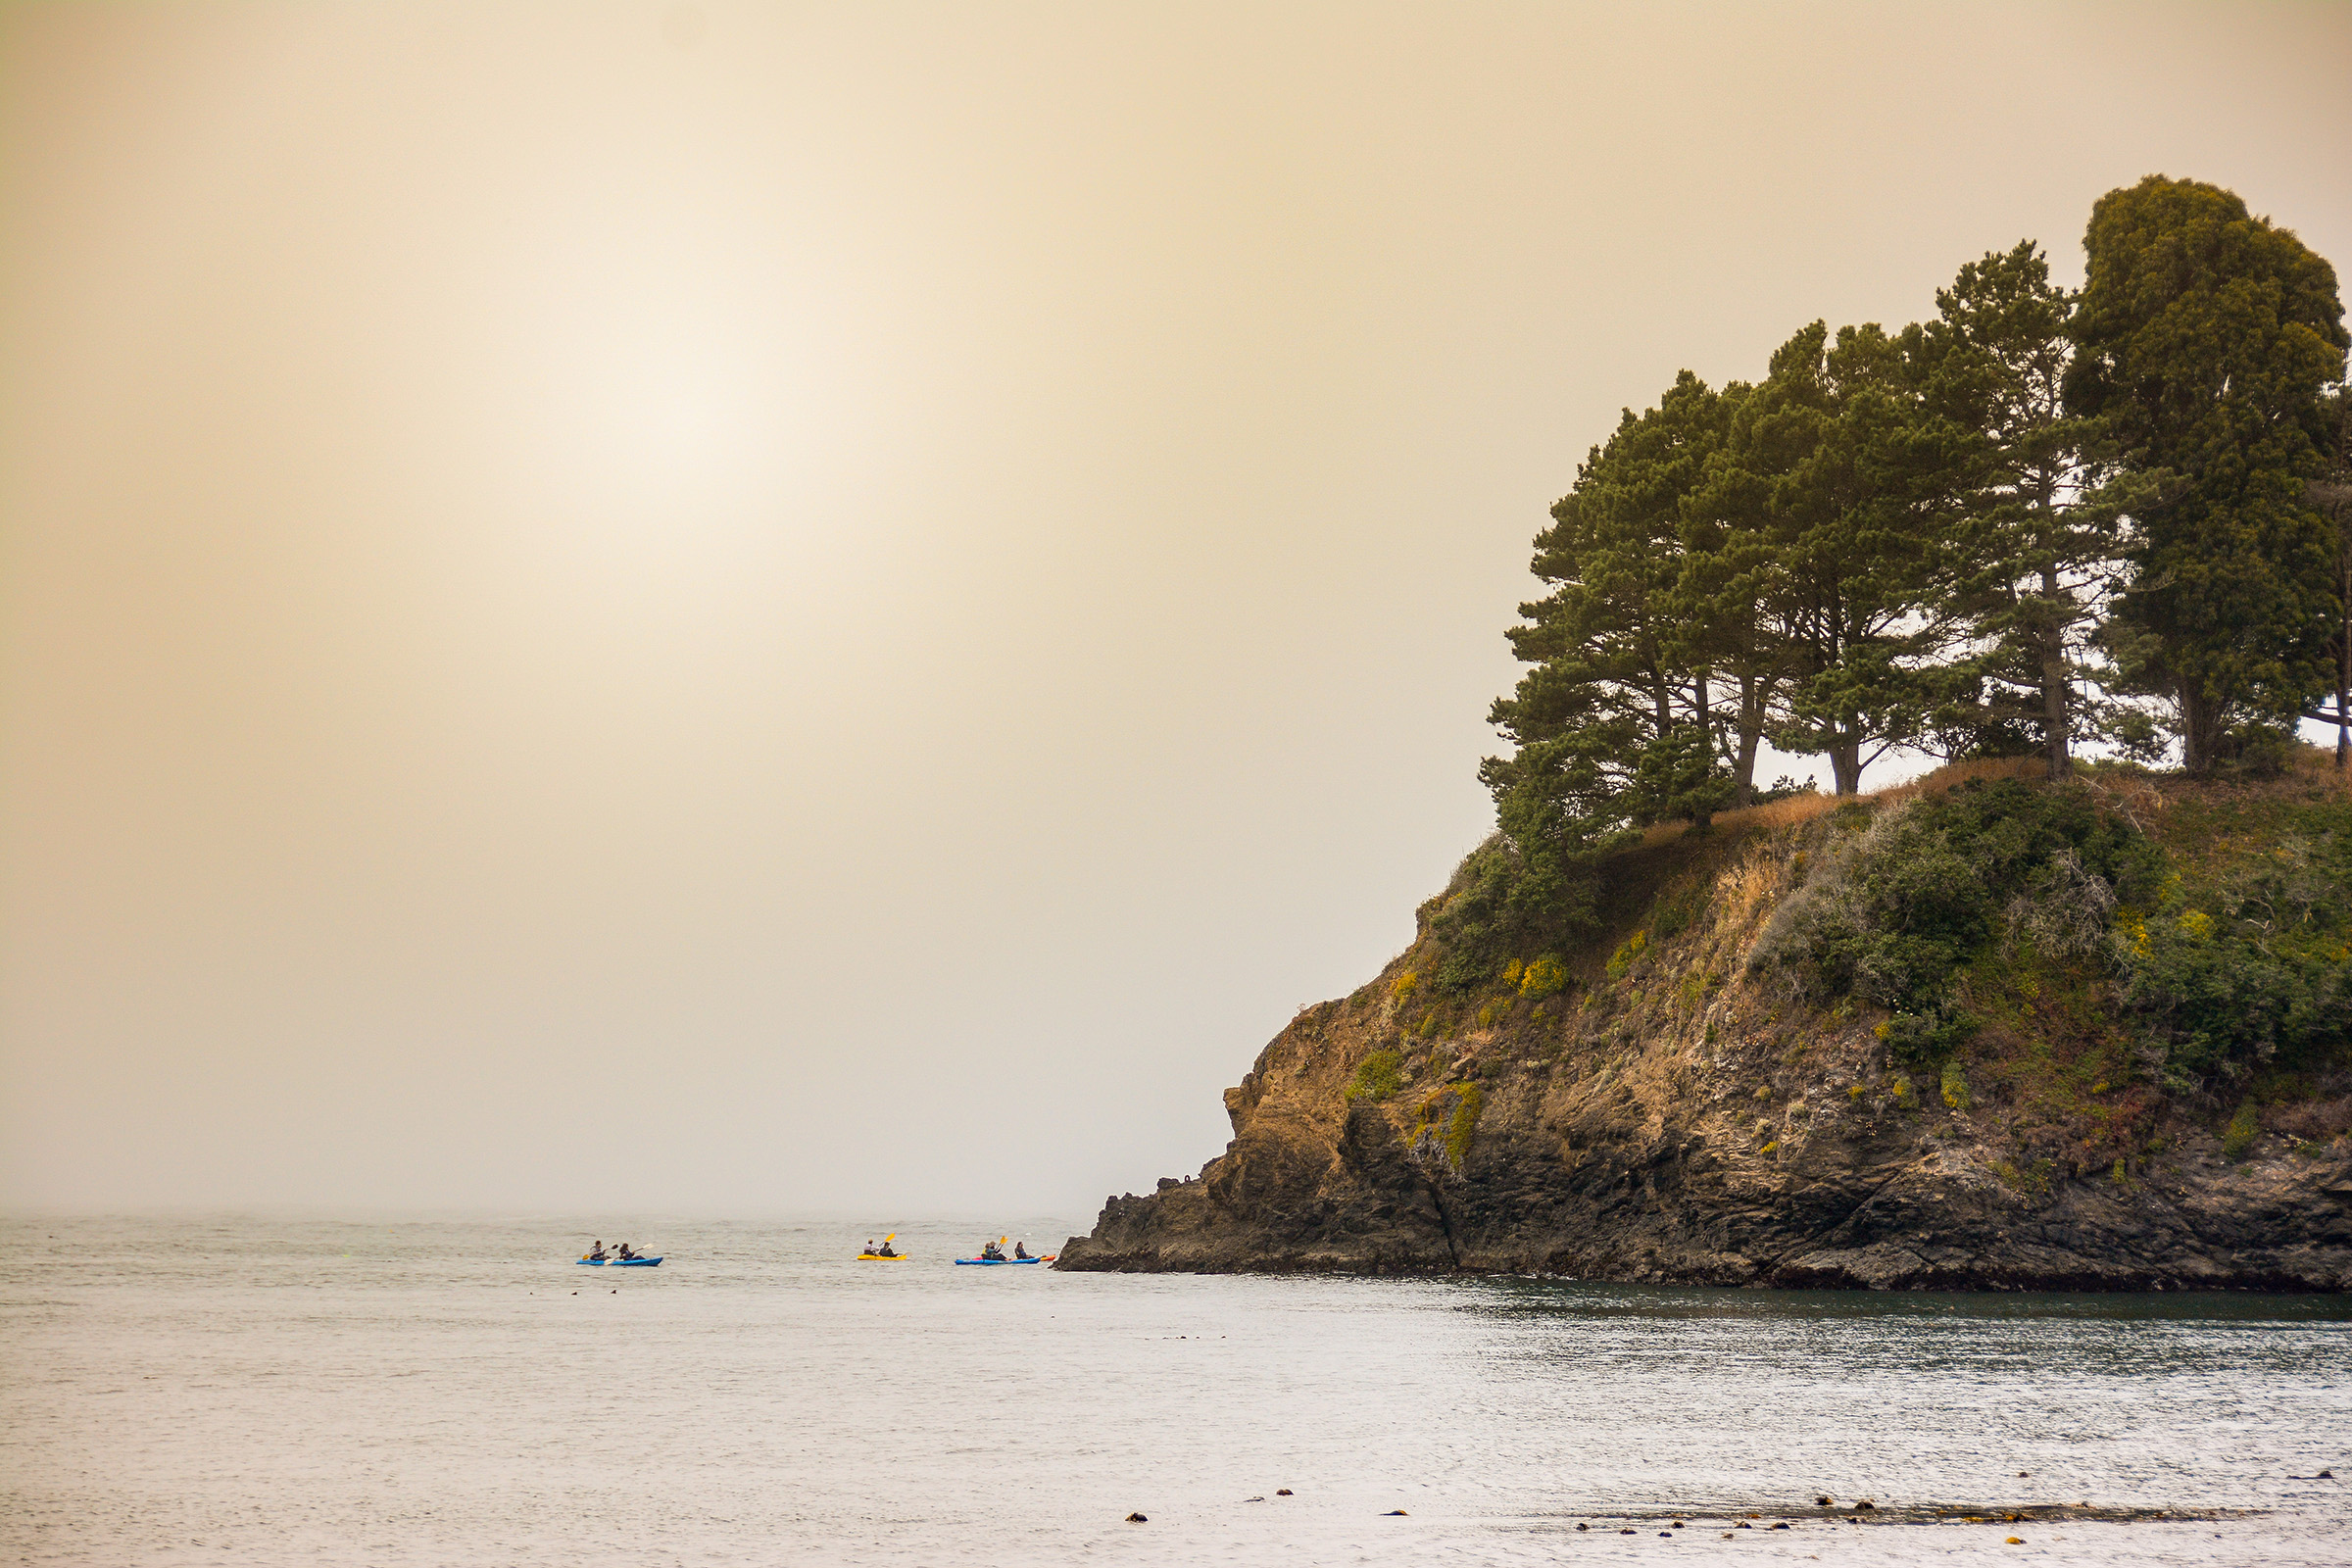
(3, 3, 2348, 1216)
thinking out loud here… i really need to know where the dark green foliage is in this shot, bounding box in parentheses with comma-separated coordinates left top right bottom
(1882, 1008, 1981, 1062)
(1735, 320, 1974, 794)
(2115, 805, 2352, 1089)
(2068, 176, 2350, 771)
(1647, 877, 1708, 942)
(1752, 780, 2140, 1027)
(1346, 1049, 1405, 1102)
(1753, 766, 2347, 1089)
(1424, 835, 1601, 995)
(1484, 175, 2344, 842)
(1486, 370, 1738, 849)
(1921, 242, 2106, 780)
(2222, 1102, 2261, 1160)
(1470, 177, 2348, 1061)
(2300, 387, 2352, 766)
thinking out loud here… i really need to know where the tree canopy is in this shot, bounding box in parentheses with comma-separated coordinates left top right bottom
(1479, 175, 2345, 932)
(2068, 175, 2349, 771)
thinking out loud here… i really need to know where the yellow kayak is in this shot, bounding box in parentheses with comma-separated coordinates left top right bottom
(857, 1252, 907, 1261)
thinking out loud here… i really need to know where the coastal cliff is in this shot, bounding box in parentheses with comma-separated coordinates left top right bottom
(1058, 756, 2352, 1289)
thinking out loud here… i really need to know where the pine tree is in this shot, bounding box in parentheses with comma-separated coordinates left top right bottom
(1920, 241, 2107, 779)
(1674, 378, 1786, 807)
(1484, 372, 1732, 875)
(1736, 321, 1971, 794)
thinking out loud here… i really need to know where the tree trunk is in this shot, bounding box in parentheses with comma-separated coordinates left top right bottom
(2179, 682, 2224, 775)
(1732, 672, 1763, 808)
(2308, 557, 2352, 768)
(2039, 566, 2071, 781)
(2335, 636, 2347, 772)
(1689, 673, 1715, 828)
(2042, 647, 2071, 781)
(1829, 727, 1863, 796)
(1652, 673, 1673, 742)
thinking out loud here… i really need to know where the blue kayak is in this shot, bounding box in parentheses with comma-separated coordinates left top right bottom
(955, 1256, 1048, 1265)
(576, 1256, 662, 1266)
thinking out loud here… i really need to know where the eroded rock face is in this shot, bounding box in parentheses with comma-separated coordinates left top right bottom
(1057, 827, 2352, 1290)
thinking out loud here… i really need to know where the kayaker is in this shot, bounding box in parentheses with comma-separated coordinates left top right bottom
(588, 1241, 608, 1260)
(616, 1243, 636, 1260)
(1013, 1242, 1030, 1259)
(980, 1240, 1005, 1261)
(874, 1240, 898, 1257)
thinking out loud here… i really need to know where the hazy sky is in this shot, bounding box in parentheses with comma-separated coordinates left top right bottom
(5, 3, 2348, 1217)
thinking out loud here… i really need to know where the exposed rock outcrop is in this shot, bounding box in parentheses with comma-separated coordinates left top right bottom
(1059, 771, 2352, 1289)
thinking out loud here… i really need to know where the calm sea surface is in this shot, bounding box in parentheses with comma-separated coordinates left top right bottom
(3, 1214, 2348, 1566)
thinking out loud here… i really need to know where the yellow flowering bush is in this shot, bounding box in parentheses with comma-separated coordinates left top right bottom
(1519, 956, 1567, 999)
(1605, 931, 1647, 981)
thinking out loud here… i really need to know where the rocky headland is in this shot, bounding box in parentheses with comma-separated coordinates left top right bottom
(1058, 757, 2352, 1289)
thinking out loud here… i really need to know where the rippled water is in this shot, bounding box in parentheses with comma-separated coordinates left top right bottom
(4, 1215, 2349, 1565)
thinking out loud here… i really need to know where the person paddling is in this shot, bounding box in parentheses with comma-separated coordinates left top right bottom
(588, 1240, 608, 1260)
(980, 1239, 1005, 1261)
(616, 1243, 636, 1260)
(1013, 1241, 1031, 1259)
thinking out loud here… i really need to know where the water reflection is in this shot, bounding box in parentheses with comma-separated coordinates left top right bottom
(3, 1215, 2346, 1566)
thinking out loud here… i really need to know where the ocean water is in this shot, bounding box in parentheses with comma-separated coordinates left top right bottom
(3, 1216, 2348, 1566)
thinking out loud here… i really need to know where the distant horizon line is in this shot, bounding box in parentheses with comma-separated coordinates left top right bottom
(0, 1204, 1101, 1224)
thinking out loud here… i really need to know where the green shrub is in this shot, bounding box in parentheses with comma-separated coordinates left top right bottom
(2224, 722, 2297, 777)
(1877, 1009, 1978, 1062)
(2114, 827, 2352, 1091)
(1446, 1085, 1486, 1166)
(1939, 1059, 1971, 1110)
(1650, 880, 1707, 940)
(1520, 955, 1568, 999)
(1424, 835, 1605, 996)
(1995, 1157, 2055, 1196)
(2222, 1102, 2260, 1161)
(1605, 931, 1647, 981)
(1750, 779, 2143, 1019)
(1346, 1049, 1405, 1102)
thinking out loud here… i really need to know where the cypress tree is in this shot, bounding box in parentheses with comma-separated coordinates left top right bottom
(2065, 175, 2349, 772)
(2305, 388, 2352, 768)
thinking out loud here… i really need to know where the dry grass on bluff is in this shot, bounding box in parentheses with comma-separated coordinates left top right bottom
(1391, 745, 2352, 1175)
